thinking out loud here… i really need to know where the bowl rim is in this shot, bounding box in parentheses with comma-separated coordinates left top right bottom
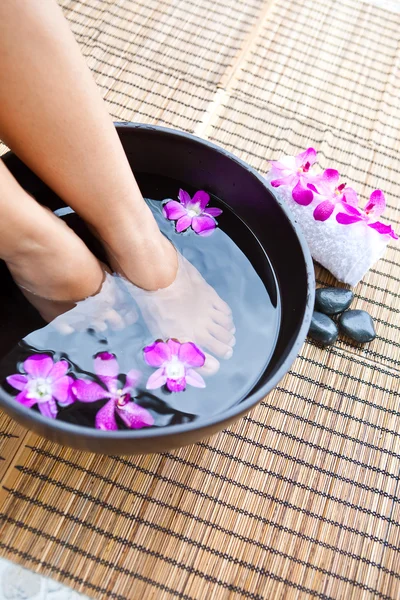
(0, 123, 315, 442)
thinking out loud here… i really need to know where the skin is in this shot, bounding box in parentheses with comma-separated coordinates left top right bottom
(0, 0, 235, 365)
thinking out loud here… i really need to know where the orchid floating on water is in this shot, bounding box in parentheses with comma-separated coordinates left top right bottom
(72, 352, 154, 430)
(336, 190, 398, 239)
(6, 354, 74, 419)
(163, 189, 222, 236)
(270, 147, 317, 206)
(144, 339, 206, 392)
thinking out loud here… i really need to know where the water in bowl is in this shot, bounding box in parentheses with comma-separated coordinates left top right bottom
(0, 179, 281, 430)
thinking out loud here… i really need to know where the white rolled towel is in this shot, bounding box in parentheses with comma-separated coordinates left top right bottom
(265, 148, 397, 287)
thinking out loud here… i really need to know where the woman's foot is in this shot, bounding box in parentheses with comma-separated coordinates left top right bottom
(121, 251, 236, 373)
(5, 202, 134, 331)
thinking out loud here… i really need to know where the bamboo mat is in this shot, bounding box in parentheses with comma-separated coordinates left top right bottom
(1, 0, 400, 598)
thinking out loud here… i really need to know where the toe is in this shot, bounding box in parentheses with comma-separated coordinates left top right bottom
(104, 308, 125, 330)
(198, 353, 220, 376)
(208, 323, 236, 346)
(213, 310, 235, 333)
(199, 335, 234, 359)
(212, 296, 232, 316)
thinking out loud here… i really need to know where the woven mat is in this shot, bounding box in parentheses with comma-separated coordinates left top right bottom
(1, 0, 400, 598)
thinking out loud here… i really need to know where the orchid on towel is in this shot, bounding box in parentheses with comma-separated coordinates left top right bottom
(336, 190, 398, 239)
(163, 189, 222, 236)
(6, 354, 74, 419)
(307, 169, 359, 222)
(270, 147, 317, 206)
(144, 339, 206, 392)
(72, 352, 154, 430)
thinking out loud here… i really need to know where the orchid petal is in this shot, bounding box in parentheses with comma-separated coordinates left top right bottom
(270, 155, 297, 170)
(185, 369, 206, 388)
(191, 215, 216, 236)
(6, 374, 28, 391)
(116, 402, 154, 429)
(23, 354, 53, 378)
(166, 377, 186, 392)
(296, 147, 317, 167)
(178, 189, 192, 207)
(336, 212, 362, 225)
(191, 190, 210, 211)
(313, 200, 335, 222)
(365, 190, 385, 218)
(203, 207, 223, 218)
(176, 215, 192, 233)
(339, 202, 362, 216)
(178, 342, 206, 367)
(270, 174, 296, 188)
(342, 187, 359, 207)
(94, 352, 119, 384)
(321, 169, 340, 185)
(15, 390, 37, 408)
(95, 398, 118, 430)
(167, 339, 181, 356)
(292, 181, 314, 206)
(47, 360, 69, 382)
(38, 398, 58, 419)
(163, 200, 187, 221)
(307, 183, 319, 193)
(368, 221, 396, 237)
(52, 375, 74, 405)
(72, 380, 109, 403)
(125, 369, 141, 391)
(146, 368, 167, 390)
(143, 341, 171, 367)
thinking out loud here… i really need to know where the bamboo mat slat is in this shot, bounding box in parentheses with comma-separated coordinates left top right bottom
(1, 0, 400, 598)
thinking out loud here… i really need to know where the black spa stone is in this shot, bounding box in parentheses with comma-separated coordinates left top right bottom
(315, 287, 354, 315)
(339, 310, 376, 343)
(308, 311, 339, 346)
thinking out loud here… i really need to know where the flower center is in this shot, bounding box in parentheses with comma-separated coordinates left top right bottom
(335, 183, 346, 196)
(166, 356, 185, 380)
(116, 388, 129, 408)
(187, 203, 201, 217)
(299, 161, 311, 173)
(27, 378, 52, 402)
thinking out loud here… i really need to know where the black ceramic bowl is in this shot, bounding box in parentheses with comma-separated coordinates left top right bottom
(0, 124, 314, 454)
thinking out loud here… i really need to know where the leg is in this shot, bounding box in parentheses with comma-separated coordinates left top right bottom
(0, 160, 104, 302)
(0, 0, 177, 291)
(0, 0, 235, 359)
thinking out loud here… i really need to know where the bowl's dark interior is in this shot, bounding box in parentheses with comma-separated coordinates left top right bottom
(0, 124, 313, 453)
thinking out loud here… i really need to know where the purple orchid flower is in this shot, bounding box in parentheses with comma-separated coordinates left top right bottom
(143, 339, 206, 393)
(6, 354, 74, 419)
(336, 190, 398, 239)
(270, 147, 317, 206)
(163, 189, 222, 236)
(307, 169, 359, 222)
(72, 352, 154, 430)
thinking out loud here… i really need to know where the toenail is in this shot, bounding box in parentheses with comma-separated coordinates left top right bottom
(224, 348, 233, 359)
(230, 336, 236, 347)
(230, 326, 236, 334)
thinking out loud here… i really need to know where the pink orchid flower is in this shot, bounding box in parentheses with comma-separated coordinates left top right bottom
(270, 147, 317, 206)
(307, 169, 359, 221)
(6, 354, 74, 419)
(144, 339, 206, 393)
(336, 190, 398, 239)
(163, 189, 222, 236)
(72, 352, 154, 430)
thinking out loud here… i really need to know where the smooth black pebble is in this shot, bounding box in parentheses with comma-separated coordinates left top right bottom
(315, 287, 354, 315)
(339, 310, 376, 343)
(308, 311, 339, 346)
